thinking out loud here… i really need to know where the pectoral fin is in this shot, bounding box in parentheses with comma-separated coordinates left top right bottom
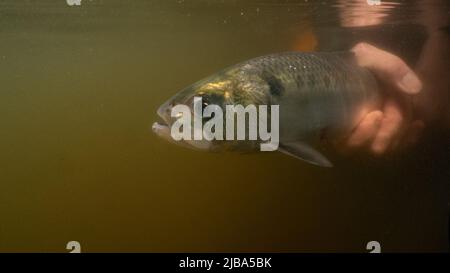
(278, 142, 333, 167)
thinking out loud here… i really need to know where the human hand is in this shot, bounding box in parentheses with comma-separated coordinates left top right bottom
(342, 42, 425, 155)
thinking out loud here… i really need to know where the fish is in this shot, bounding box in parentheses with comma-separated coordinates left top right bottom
(152, 51, 380, 167)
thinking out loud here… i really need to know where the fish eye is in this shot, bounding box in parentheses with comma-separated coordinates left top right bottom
(202, 100, 209, 110)
(189, 95, 210, 117)
(192, 95, 210, 110)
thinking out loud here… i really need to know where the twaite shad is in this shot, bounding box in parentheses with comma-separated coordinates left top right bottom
(153, 52, 380, 167)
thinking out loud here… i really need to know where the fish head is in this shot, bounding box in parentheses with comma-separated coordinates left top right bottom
(152, 74, 235, 151)
(153, 70, 269, 152)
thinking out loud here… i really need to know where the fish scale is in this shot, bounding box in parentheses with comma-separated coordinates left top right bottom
(230, 52, 380, 139)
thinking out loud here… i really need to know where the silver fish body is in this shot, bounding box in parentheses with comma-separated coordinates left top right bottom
(232, 52, 379, 140)
(154, 52, 381, 166)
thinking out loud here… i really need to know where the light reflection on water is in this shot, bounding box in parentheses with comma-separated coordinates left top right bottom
(0, 0, 448, 252)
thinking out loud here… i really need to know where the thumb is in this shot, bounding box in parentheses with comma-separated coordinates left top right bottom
(351, 42, 423, 94)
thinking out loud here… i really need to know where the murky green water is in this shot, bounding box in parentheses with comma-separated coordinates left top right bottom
(0, 0, 449, 252)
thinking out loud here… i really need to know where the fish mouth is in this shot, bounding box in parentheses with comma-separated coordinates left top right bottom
(152, 103, 210, 151)
(152, 113, 193, 149)
(152, 117, 175, 146)
(153, 101, 172, 131)
(152, 120, 169, 133)
(152, 113, 171, 136)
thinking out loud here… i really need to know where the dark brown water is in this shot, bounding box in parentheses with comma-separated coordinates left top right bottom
(0, 0, 449, 252)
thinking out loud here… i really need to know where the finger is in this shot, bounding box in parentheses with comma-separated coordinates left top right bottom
(347, 110, 384, 147)
(371, 101, 405, 154)
(351, 42, 423, 94)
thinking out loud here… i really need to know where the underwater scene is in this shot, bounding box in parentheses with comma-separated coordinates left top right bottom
(0, 0, 449, 252)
